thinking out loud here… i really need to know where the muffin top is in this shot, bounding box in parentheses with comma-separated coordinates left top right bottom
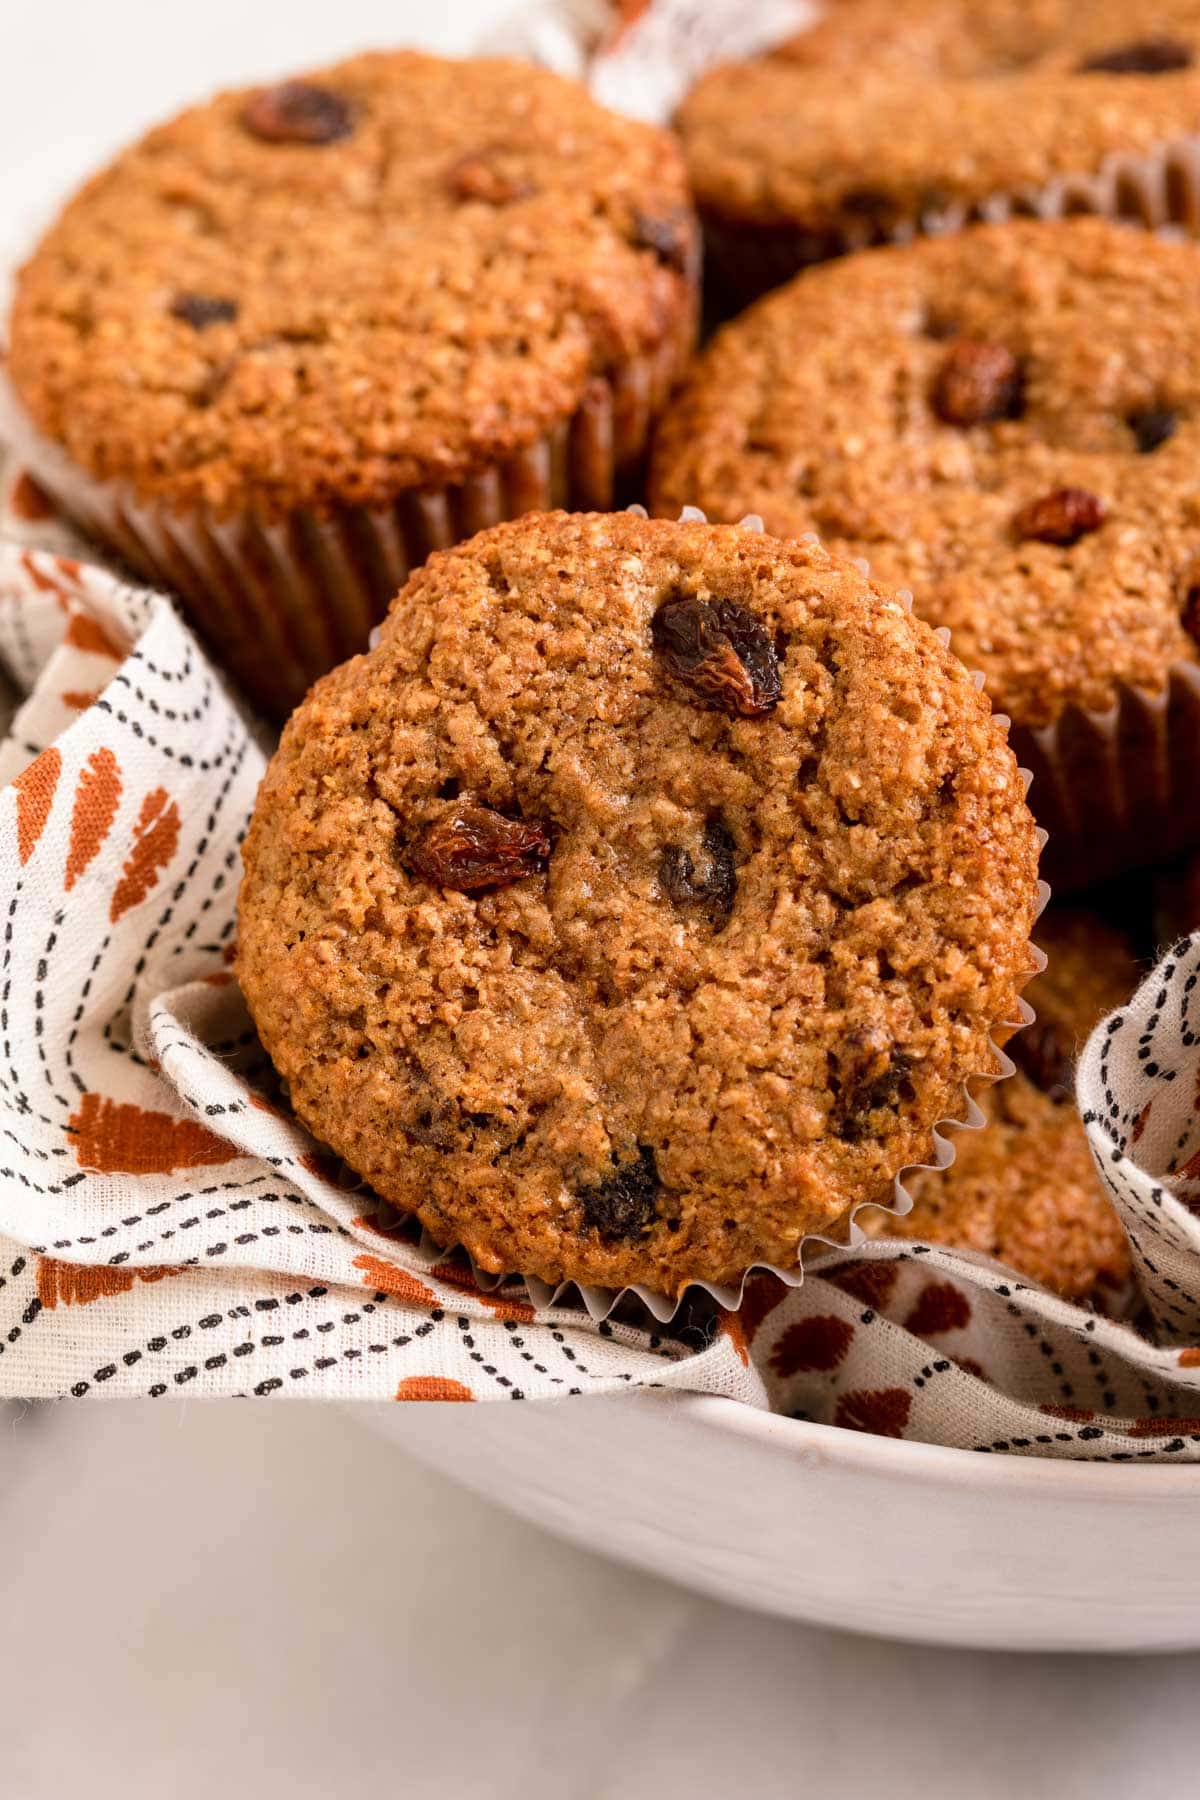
(237, 510, 1041, 1295)
(651, 219, 1200, 726)
(871, 907, 1137, 1301)
(7, 52, 695, 519)
(678, 0, 1200, 233)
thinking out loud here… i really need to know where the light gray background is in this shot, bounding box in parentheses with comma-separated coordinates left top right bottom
(1, 5, 1197, 1796)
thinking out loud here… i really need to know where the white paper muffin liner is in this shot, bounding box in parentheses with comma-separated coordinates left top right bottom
(703, 134, 1200, 303)
(0, 319, 692, 721)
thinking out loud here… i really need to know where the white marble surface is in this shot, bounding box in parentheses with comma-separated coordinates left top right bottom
(2, 5, 1198, 1795)
(5, 1399, 1200, 1800)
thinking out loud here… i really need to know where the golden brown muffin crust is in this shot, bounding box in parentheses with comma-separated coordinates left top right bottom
(865, 906, 1138, 1301)
(678, 0, 1200, 234)
(650, 219, 1200, 726)
(8, 52, 696, 519)
(237, 511, 1041, 1294)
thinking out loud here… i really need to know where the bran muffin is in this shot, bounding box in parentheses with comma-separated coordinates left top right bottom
(4, 51, 698, 717)
(237, 510, 1041, 1296)
(678, 0, 1200, 300)
(650, 218, 1200, 886)
(864, 909, 1137, 1303)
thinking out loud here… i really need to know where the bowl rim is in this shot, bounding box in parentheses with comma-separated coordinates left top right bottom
(643, 1389, 1200, 1495)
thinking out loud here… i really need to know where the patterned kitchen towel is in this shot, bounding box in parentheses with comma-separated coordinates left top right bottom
(486, 0, 816, 121)
(2, 525, 1200, 1456)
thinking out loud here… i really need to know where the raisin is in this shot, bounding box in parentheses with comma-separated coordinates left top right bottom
(631, 207, 693, 274)
(170, 293, 238, 330)
(1010, 1017, 1076, 1105)
(1129, 407, 1178, 454)
(836, 1032, 914, 1142)
(241, 81, 354, 145)
(577, 1145, 660, 1240)
(659, 818, 737, 930)
(1013, 487, 1106, 546)
(445, 153, 534, 205)
(652, 594, 782, 717)
(406, 803, 549, 892)
(932, 340, 1023, 426)
(1077, 38, 1193, 74)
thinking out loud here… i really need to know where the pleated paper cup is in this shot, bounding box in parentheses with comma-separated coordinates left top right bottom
(0, 320, 692, 722)
(1014, 670, 1200, 893)
(703, 133, 1200, 304)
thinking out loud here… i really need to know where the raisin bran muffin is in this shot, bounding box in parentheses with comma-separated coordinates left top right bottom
(237, 511, 1041, 1296)
(650, 218, 1200, 887)
(5, 51, 698, 717)
(678, 0, 1200, 299)
(863, 908, 1137, 1304)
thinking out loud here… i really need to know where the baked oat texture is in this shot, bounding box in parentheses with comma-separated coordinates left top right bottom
(867, 907, 1137, 1303)
(237, 511, 1041, 1294)
(678, 0, 1200, 241)
(8, 51, 696, 518)
(650, 219, 1200, 727)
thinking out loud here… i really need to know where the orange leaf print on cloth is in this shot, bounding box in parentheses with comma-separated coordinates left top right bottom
(1178, 1349, 1200, 1367)
(61, 690, 101, 713)
(64, 747, 121, 891)
(1129, 1415, 1200, 1437)
(9, 472, 55, 521)
(738, 1273, 789, 1343)
(352, 1254, 437, 1309)
(833, 1387, 913, 1438)
(769, 1315, 855, 1377)
(722, 1311, 750, 1367)
(69, 1092, 237, 1174)
(64, 611, 124, 661)
(110, 788, 180, 922)
(395, 1377, 474, 1402)
(824, 1260, 900, 1312)
(36, 1258, 186, 1310)
(20, 550, 76, 602)
(12, 744, 61, 864)
(904, 1281, 972, 1338)
(429, 1259, 536, 1323)
(954, 1357, 991, 1383)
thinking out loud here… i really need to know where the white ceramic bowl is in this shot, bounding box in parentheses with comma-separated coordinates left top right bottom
(361, 1390, 1200, 1652)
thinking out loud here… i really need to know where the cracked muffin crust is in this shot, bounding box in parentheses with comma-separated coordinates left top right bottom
(8, 50, 697, 519)
(651, 219, 1200, 731)
(237, 511, 1041, 1295)
(677, 0, 1200, 293)
(865, 908, 1137, 1303)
